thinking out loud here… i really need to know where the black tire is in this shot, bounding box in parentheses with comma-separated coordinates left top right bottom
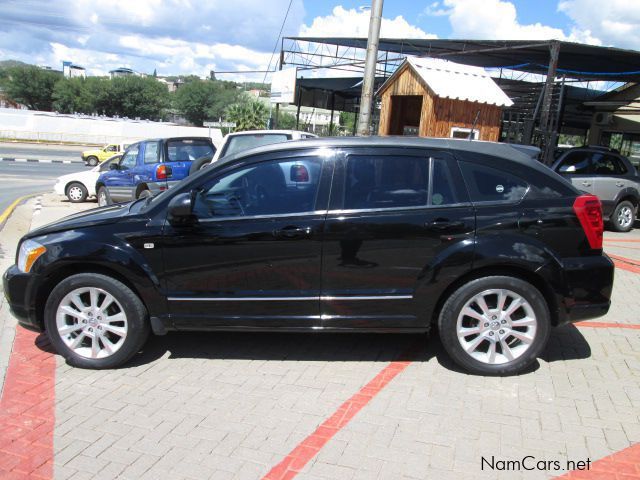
(438, 276, 550, 376)
(44, 273, 149, 369)
(610, 200, 635, 232)
(86, 156, 99, 167)
(189, 157, 211, 175)
(97, 186, 111, 207)
(66, 182, 88, 203)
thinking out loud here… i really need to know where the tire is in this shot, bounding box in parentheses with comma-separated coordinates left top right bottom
(44, 273, 149, 369)
(97, 186, 111, 207)
(438, 276, 550, 376)
(189, 157, 211, 175)
(66, 182, 88, 203)
(610, 200, 635, 232)
(137, 188, 151, 199)
(86, 156, 99, 167)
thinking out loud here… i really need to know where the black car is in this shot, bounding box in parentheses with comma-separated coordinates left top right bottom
(3, 137, 614, 375)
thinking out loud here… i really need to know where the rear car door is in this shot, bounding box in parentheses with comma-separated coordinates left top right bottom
(554, 150, 595, 194)
(104, 143, 140, 202)
(320, 147, 475, 330)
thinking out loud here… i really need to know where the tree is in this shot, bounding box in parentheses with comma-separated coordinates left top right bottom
(174, 79, 241, 126)
(1, 65, 61, 110)
(226, 99, 269, 131)
(52, 77, 97, 113)
(277, 111, 298, 130)
(110, 76, 170, 120)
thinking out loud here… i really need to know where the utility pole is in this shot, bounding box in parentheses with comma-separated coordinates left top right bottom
(356, 0, 383, 136)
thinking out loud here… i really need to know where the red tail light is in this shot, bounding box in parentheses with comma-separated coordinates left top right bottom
(156, 164, 172, 180)
(290, 164, 309, 182)
(573, 194, 603, 250)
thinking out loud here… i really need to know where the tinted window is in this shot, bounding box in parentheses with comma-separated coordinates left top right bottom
(460, 162, 528, 203)
(99, 155, 121, 172)
(344, 155, 429, 210)
(167, 139, 214, 162)
(120, 145, 139, 170)
(224, 134, 290, 157)
(143, 141, 160, 164)
(431, 158, 461, 205)
(193, 158, 322, 218)
(558, 151, 591, 174)
(592, 153, 627, 175)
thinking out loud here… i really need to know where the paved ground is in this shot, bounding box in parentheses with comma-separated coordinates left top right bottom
(0, 142, 87, 162)
(0, 193, 638, 480)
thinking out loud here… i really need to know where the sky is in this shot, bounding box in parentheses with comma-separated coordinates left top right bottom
(0, 0, 639, 81)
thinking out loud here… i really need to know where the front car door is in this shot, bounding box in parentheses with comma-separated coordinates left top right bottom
(105, 143, 140, 202)
(590, 152, 633, 217)
(320, 147, 475, 330)
(161, 149, 333, 330)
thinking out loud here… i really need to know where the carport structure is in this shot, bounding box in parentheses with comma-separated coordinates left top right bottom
(280, 37, 640, 164)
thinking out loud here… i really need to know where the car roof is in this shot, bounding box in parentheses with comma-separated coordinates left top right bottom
(224, 130, 314, 137)
(217, 136, 546, 172)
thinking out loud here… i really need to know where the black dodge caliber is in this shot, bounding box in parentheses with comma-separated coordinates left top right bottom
(3, 137, 614, 375)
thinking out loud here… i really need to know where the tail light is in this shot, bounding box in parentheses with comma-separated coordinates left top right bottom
(290, 164, 309, 182)
(156, 164, 172, 180)
(573, 194, 603, 250)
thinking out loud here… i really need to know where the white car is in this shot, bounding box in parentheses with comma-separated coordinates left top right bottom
(189, 130, 317, 173)
(54, 154, 122, 203)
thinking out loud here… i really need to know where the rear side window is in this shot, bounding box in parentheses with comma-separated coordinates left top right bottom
(344, 155, 429, 210)
(459, 161, 528, 203)
(167, 139, 214, 162)
(431, 158, 462, 205)
(592, 154, 627, 175)
(558, 151, 591, 174)
(224, 134, 290, 157)
(143, 141, 160, 164)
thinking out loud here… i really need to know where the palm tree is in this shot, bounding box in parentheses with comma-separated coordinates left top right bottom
(226, 100, 268, 131)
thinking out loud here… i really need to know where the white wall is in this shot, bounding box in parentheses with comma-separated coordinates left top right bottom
(0, 108, 223, 147)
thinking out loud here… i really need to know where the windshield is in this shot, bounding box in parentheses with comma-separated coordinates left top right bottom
(223, 134, 289, 157)
(166, 139, 214, 162)
(97, 155, 122, 172)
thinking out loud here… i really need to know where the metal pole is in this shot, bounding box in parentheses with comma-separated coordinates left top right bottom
(540, 40, 560, 164)
(356, 0, 383, 136)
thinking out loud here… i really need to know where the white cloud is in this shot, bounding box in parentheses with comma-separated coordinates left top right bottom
(558, 0, 640, 49)
(299, 6, 436, 39)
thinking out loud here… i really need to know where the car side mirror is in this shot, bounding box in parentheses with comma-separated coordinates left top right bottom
(168, 192, 194, 222)
(109, 163, 119, 170)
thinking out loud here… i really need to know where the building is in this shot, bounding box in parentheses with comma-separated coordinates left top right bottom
(109, 67, 137, 79)
(377, 57, 512, 140)
(62, 61, 86, 78)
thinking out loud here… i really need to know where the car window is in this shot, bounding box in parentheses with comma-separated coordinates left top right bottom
(592, 154, 627, 175)
(223, 134, 290, 157)
(344, 155, 429, 210)
(143, 141, 160, 164)
(431, 158, 461, 206)
(99, 155, 121, 172)
(105, 145, 118, 152)
(167, 139, 214, 162)
(459, 161, 528, 203)
(192, 157, 323, 218)
(120, 146, 139, 170)
(558, 151, 592, 174)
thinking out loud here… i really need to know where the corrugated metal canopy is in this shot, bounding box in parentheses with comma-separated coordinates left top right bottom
(286, 37, 640, 82)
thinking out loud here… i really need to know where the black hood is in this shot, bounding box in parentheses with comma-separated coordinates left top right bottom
(26, 203, 138, 238)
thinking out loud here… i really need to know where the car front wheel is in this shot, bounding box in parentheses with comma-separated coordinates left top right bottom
(66, 182, 88, 203)
(44, 273, 149, 369)
(438, 276, 550, 375)
(611, 200, 635, 232)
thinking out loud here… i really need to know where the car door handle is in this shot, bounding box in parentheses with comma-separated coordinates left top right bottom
(425, 219, 464, 230)
(581, 181, 592, 187)
(275, 226, 311, 238)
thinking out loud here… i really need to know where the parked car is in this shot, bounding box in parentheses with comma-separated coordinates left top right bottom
(190, 130, 317, 173)
(3, 137, 614, 375)
(551, 146, 640, 232)
(96, 136, 216, 206)
(54, 154, 122, 203)
(81, 142, 131, 166)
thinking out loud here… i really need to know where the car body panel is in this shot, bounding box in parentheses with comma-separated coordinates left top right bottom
(54, 155, 122, 199)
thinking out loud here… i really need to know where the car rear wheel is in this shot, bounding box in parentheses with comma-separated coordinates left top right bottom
(611, 200, 635, 232)
(86, 156, 99, 167)
(66, 182, 88, 203)
(438, 276, 550, 375)
(97, 186, 111, 207)
(189, 157, 211, 175)
(44, 273, 149, 369)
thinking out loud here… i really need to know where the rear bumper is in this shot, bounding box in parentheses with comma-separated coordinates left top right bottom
(558, 253, 614, 325)
(2, 265, 43, 332)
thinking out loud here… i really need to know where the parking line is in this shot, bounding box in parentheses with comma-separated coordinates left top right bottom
(604, 239, 640, 243)
(576, 321, 640, 330)
(557, 442, 640, 479)
(262, 345, 419, 480)
(608, 254, 640, 274)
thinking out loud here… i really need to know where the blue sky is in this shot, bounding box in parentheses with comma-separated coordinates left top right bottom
(0, 1, 638, 80)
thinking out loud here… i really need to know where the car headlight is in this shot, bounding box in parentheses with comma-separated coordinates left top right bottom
(17, 239, 47, 273)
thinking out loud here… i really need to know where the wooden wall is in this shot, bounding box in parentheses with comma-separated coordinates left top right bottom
(378, 64, 503, 142)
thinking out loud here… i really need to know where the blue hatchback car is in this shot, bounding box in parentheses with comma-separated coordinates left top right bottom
(96, 137, 216, 206)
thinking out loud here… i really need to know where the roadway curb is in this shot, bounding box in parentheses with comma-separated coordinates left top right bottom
(0, 157, 84, 165)
(0, 193, 39, 232)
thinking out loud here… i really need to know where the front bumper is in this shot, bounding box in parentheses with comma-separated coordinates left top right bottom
(2, 265, 43, 332)
(559, 253, 614, 325)
(53, 181, 65, 196)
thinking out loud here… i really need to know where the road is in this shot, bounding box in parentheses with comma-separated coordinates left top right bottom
(0, 145, 89, 215)
(0, 142, 86, 162)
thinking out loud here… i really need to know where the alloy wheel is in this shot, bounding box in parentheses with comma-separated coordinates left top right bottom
(617, 205, 633, 229)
